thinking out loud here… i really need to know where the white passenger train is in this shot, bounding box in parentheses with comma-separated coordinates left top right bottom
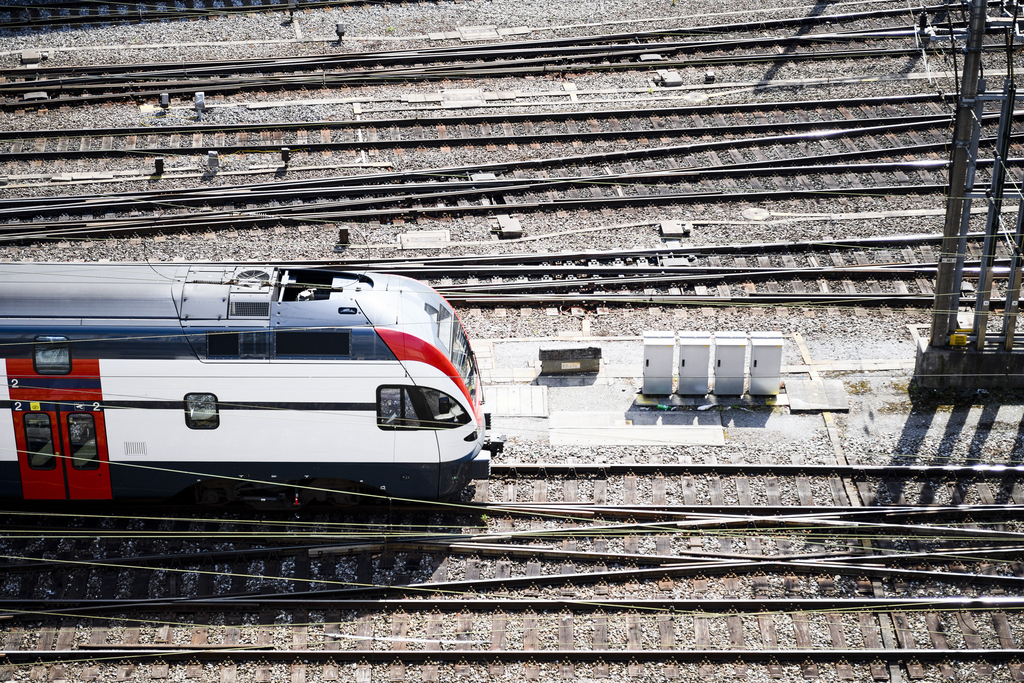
(0, 263, 492, 505)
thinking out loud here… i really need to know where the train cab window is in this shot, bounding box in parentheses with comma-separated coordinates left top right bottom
(23, 414, 56, 470)
(377, 386, 470, 430)
(185, 393, 219, 430)
(68, 414, 100, 470)
(419, 388, 470, 428)
(377, 387, 421, 430)
(33, 336, 70, 375)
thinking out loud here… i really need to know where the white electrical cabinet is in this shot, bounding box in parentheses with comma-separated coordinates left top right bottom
(713, 332, 747, 395)
(749, 331, 784, 395)
(677, 331, 711, 395)
(642, 331, 675, 395)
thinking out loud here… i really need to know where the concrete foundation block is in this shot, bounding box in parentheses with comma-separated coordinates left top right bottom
(914, 338, 1024, 389)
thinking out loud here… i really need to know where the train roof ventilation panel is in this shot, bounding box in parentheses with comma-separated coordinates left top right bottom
(229, 268, 273, 318)
(229, 295, 271, 319)
(232, 267, 274, 290)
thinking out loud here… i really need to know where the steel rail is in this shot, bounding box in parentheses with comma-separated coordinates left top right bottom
(0, 43, 972, 109)
(1, 7, 957, 79)
(0, 91, 955, 143)
(6, 647, 1024, 664)
(0, 503, 1013, 543)
(341, 231, 985, 269)
(433, 266, 938, 295)
(0, 123, 992, 242)
(0, 500, 1010, 544)
(0, 229, 975, 271)
(2, 100, 981, 214)
(4, 556, 1022, 614)
(471, 503, 1022, 524)
(0, 112, 963, 163)
(313, 262, 937, 282)
(0, 37, 923, 85)
(490, 463, 1024, 478)
(6, 595, 1024, 617)
(1, 508, 1013, 576)
(447, 293, 935, 306)
(416, 513, 1024, 547)
(88, 558, 1024, 602)
(0, 1, 960, 33)
(0, 0, 392, 27)
(0, 188, 950, 245)
(0, 117, 968, 215)
(0, 153, 956, 220)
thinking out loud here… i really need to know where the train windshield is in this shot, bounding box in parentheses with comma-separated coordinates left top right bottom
(450, 321, 478, 404)
(424, 300, 479, 404)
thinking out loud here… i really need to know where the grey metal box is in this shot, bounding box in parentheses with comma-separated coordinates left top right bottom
(713, 332, 747, 395)
(539, 346, 601, 375)
(677, 331, 711, 395)
(749, 332, 784, 395)
(643, 331, 675, 395)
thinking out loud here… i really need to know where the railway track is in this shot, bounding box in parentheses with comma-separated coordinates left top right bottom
(2, 483, 1023, 678)
(1, 0, 381, 29)
(2, 464, 1023, 600)
(2, 229, 1006, 307)
(0, 6, 971, 109)
(0, 0, 956, 31)
(4, 0, 1024, 679)
(1, 94, 999, 242)
(0, 94, 961, 163)
(7, 86, 1008, 249)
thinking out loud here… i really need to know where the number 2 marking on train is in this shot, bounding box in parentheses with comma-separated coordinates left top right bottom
(13, 402, 21, 411)
(9, 378, 18, 388)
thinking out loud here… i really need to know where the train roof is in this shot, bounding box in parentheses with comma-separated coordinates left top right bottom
(0, 263, 189, 319)
(0, 263, 448, 332)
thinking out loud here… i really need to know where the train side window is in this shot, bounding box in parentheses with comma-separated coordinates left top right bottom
(185, 393, 219, 430)
(34, 336, 70, 375)
(238, 331, 271, 360)
(23, 413, 56, 470)
(207, 331, 240, 358)
(68, 413, 100, 470)
(376, 386, 421, 430)
(276, 330, 350, 358)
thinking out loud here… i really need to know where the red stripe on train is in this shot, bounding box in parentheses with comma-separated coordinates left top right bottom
(376, 328, 475, 409)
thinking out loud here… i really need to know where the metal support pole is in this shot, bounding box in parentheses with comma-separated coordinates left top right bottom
(974, 79, 1017, 348)
(930, 0, 989, 346)
(1003, 203, 1024, 349)
(950, 89, 986, 313)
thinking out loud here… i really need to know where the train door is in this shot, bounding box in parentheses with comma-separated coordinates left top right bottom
(11, 404, 65, 499)
(382, 386, 440, 466)
(376, 385, 439, 494)
(11, 401, 112, 500)
(8, 353, 113, 500)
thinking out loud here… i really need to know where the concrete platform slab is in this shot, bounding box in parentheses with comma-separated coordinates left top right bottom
(786, 379, 850, 412)
(549, 411, 725, 446)
(808, 359, 916, 372)
(458, 25, 500, 41)
(484, 385, 548, 417)
(634, 393, 788, 408)
(442, 89, 486, 108)
(399, 230, 450, 249)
